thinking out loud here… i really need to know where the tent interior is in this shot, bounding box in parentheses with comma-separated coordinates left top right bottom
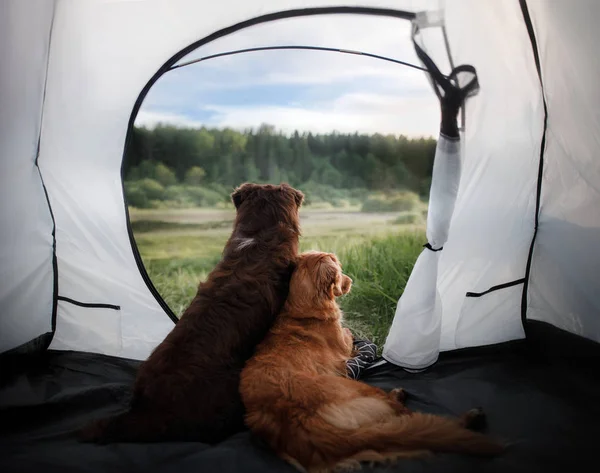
(1, 1, 600, 472)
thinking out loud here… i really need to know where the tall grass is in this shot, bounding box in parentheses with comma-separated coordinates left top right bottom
(337, 233, 424, 349)
(142, 230, 424, 352)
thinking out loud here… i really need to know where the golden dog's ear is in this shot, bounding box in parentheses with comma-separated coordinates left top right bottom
(316, 254, 343, 299)
(231, 183, 258, 209)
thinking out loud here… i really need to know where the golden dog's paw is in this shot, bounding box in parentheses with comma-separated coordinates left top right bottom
(462, 407, 487, 431)
(389, 387, 407, 404)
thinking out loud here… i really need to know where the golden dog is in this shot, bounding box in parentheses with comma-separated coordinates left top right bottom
(240, 251, 504, 473)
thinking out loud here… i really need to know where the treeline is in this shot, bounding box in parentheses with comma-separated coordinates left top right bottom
(124, 124, 436, 209)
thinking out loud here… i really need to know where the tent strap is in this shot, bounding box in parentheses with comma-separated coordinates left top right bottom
(171, 45, 430, 74)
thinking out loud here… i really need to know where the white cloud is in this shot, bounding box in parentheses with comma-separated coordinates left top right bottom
(138, 11, 442, 137)
(157, 55, 427, 95)
(170, 13, 427, 90)
(180, 15, 418, 65)
(135, 110, 205, 129)
(201, 92, 439, 136)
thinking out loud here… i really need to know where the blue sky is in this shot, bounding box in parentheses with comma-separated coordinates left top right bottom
(135, 14, 440, 137)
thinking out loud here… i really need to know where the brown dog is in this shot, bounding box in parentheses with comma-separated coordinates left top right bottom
(240, 251, 504, 473)
(80, 182, 304, 444)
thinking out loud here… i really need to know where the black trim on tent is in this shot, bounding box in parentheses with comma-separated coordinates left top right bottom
(121, 6, 417, 325)
(423, 243, 443, 252)
(171, 45, 429, 73)
(519, 0, 548, 336)
(34, 2, 58, 348)
(466, 278, 526, 298)
(57, 296, 121, 311)
(35, 170, 58, 335)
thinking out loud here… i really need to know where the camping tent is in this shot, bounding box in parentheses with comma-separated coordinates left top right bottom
(1, 1, 599, 472)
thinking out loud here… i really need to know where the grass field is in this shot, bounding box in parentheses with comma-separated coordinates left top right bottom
(131, 207, 425, 350)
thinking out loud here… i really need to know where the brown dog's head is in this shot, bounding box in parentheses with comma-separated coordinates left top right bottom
(231, 182, 304, 236)
(290, 251, 352, 309)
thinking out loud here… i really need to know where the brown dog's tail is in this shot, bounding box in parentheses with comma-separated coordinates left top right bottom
(78, 408, 170, 444)
(292, 396, 504, 471)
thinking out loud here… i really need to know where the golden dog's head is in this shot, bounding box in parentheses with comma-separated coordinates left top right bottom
(292, 251, 352, 304)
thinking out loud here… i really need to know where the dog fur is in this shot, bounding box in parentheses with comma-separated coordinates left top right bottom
(240, 251, 504, 473)
(79, 182, 304, 444)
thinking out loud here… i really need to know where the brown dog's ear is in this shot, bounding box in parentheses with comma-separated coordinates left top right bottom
(292, 188, 304, 208)
(280, 183, 304, 208)
(231, 183, 257, 209)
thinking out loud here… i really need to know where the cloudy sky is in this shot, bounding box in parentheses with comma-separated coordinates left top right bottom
(135, 14, 441, 137)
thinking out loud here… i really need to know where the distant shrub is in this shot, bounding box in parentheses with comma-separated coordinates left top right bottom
(300, 181, 353, 206)
(138, 178, 165, 200)
(155, 163, 178, 187)
(185, 186, 226, 207)
(392, 212, 422, 225)
(348, 188, 370, 201)
(215, 201, 234, 209)
(147, 199, 166, 209)
(162, 185, 189, 206)
(162, 184, 226, 207)
(361, 191, 420, 213)
(205, 182, 231, 199)
(137, 160, 158, 179)
(124, 184, 150, 208)
(184, 166, 206, 186)
(306, 201, 334, 210)
(331, 198, 351, 208)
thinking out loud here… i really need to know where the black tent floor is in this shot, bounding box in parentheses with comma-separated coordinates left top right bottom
(1, 345, 599, 473)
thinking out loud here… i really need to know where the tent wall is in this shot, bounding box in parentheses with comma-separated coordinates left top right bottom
(11, 0, 433, 360)
(3, 0, 598, 361)
(385, 0, 548, 365)
(385, 0, 600, 366)
(0, 0, 56, 354)
(525, 0, 600, 343)
(428, 0, 543, 352)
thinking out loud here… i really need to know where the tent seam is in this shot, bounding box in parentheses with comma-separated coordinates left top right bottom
(34, 0, 58, 349)
(519, 0, 548, 338)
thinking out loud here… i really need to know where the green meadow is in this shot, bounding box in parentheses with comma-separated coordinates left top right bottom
(131, 206, 425, 350)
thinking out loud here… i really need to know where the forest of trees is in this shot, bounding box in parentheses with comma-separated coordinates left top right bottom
(123, 124, 437, 210)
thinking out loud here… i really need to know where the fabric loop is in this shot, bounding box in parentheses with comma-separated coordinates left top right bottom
(412, 23, 480, 106)
(423, 242, 443, 252)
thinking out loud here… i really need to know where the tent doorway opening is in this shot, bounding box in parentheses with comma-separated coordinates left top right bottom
(123, 12, 440, 347)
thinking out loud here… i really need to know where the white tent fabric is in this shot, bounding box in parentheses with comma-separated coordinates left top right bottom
(384, 0, 543, 367)
(0, 0, 433, 360)
(383, 135, 461, 369)
(1, 0, 599, 363)
(525, 0, 600, 342)
(435, 0, 542, 352)
(385, 0, 600, 368)
(0, 0, 56, 353)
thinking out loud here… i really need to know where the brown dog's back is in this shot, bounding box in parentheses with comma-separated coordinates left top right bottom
(80, 183, 304, 444)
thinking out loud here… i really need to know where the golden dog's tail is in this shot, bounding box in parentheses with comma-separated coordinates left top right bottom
(290, 394, 505, 472)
